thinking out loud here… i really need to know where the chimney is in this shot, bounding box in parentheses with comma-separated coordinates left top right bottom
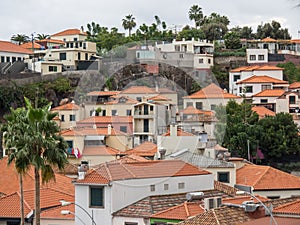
(170, 124, 177, 136)
(78, 161, 89, 180)
(108, 124, 112, 135)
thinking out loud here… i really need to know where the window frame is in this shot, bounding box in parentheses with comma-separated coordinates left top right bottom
(217, 172, 230, 183)
(89, 186, 104, 208)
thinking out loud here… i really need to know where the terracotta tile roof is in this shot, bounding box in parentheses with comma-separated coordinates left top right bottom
(124, 141, 157, 157)
(289, 82, 300, 89)
(179, 206, 254, 225)
(181, 106, 214, 116)
(230, 65, 283, 72)
(184, 83, 240, 99)
(120, 86, 157, 94)
(51, 29, 87, 37)
(41, 204, 74, 219)
(104, 96, 139, 105)
(222, 195, 269, 205)
(253, 89, 285, 97)
(291, 39, 300, 44)
(0, 188, 74, 218)
(76, 160, 211, 185)
(82, 145, 120, 156)
(0, 41, 32, 54)
(214, 180, 239, 197)
(61, 127, 126, 136)
(20, 42, 41, 49)
(151, 202, 205, 220)
(261, 37, 277, 42)
(241, 216, 300, 225)
(163, 128, 194, 136)
(77, 116, 133, 124)
(236, 75, 288, 84)
(51, 102, 80, 111)
(148, 95, 171, 101)
(252, 106, 275, 118)
(0, 158, 74, 195)
(86, 91, 120, 96)
(113, 154, 149, 163)
(273, 199, 300, 215)
(236, 164, 300, 190)
(37, 38, 65, 44)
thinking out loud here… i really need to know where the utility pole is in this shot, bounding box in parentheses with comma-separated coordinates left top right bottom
(31, 33, 35, 73)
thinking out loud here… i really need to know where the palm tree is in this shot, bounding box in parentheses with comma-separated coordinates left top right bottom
(188, 5, 204, 29)
(35, 34, 50, 40)
(10, 34, 30, 45)
(2, 97, 68, 225)
(122, 14, 136, 36)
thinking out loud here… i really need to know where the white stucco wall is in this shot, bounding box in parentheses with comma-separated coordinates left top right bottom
(113, 216, 147, 225)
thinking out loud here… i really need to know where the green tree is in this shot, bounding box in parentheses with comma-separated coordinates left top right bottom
(35, 34, 50, 40)
(188, 5, 204, 28)
(201, 13, 230, 41)
(122, 14, 137, 37)
(2, 97, 68, 225)
(256, 20, 291, 39)
(231, 26, 254, 39)
(177, 25, 205, 40)
(277, 62, 300, 83)
(224, 31, 241, 49)
(11, 34, 30, 45)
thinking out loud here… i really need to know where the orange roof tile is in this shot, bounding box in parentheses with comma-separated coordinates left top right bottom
(0, 158, 74, 195)
(116, 154, 149, 163)
(273, 199, 300, 215)
(20, 42, 41, 49)
(151, 202, 205, 220)
(51, 102, 80, 111)
(252, 89, 285, 97)
(289, 82, 300, 89)
(255, 65, 284, 71)
(230, 65, 283, 72)
(0, 41, 32, 54)
(61, 127, 125, 136)
(36, 38, 65, 44)
(82, 146, 120, 156)
(222, 195, 269, 205)
(236, 75, 288, 84)
(77, 116, 133, 124)
(51, 29, 87, 37)
(261, 37, 277, 42)
(181, 106, 214, 116)
(120, 86, 157, 94)
(86, 91, 120, 96)
(104, 96, 138, 105)
(291, 39, 300, 44)
(76, 160, 211, 184)
(236, 164, 300, 190)
(124, 141, 157, 157)
(41, 204, 74, 219)
(252, 106, 275, 118)
(184, 83, 240, 99)
(148, 95, 171, 101)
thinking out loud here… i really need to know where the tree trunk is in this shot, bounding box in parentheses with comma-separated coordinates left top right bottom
(19, 174, 24, 225)
(34, 167, 41, 225)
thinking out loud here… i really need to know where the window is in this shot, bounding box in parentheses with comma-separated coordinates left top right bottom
(258, 55, 265, 60)
(124, 223, 138, 225)
(17, 57, 22, 61)
(150, 185, 155, 192)
(90, 186, 104, 207)
(136, 97, 142, 102)
(120, 126, 127, 133)
(85, 53, 89, 60)
(61, 115, 65, 122)
(137, 52, 140, 58)
(208, 198, 214, 209)
(211, 104, 216, 110)
(179, 53, 184, 58)
(1, 56, 4, 62)
(66, 140, 73, 154)
(59, 53, 67, 60)
(245, 86, 253, 93)
(208, 58, 211, 64)
(199, 58, 204, 64)
(126, 109, 131, 116)
(12, 57, 16, 62)
(262, 85, 271, 90)
(112, 110, 117, 116)
(249, 55, 256, 61)
(83, 43, 86, 49)
(178, 182, 185, 189)
(69, 114, 76, 121)
(218, 172, 230, 183)
(289, 96, 296, 104)
(186, 102, 193, 107)
(196, 102, 203, 110)
(74, 37, 78, 41)
(6, 57, 10, 62)
(267, 196, 280, 199)
(150, 106, 154, 111)
(233, 75, 240, 82)
(260, 99, 268, 103)
(84, 140, 103, 146)
(164, 184, 169, 190)
(49, 66, 57, 72)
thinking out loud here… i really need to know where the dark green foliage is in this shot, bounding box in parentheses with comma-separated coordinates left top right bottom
(256, 20, 291, 39)
(224, 31, 241, 49)
(277, 62, 300, 83)
(177, 26, 205, 40)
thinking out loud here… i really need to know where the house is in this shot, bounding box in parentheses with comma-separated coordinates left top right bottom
(229, 65, 284, 95)
(183, 83, 242, 112)
(235, 75, 288, 98)
(0, 40, 32, 75)
(122, 141, 158, 159)
(168, 149, 236, 187)
(73, 160, 213, 225)
(235, 164, 300, 199)
(252, 89, 285, 112)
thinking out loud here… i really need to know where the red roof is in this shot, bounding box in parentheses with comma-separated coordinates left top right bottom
(41, 204, 74, 219)
(151, 201, 205, 220)
(230, 65, 283, 72)
(0, 41, 32, 54)
(76, 160, 211, 184)
(252, 89, 285, 97)
(36, 38, 65, 44)
(184, 83, 240, 99)
(236, 164, 300, 190)
(273, 199, 300, 215)
(51, 102, 80, 111)
(223, 195, 269, 205)
(252, 106, 275, 118)
(261, 37, 277, 42)
(148, 95, 171, 101)
(120, 86, 157, 94)
(289, 82, 300, 89)
(124, 141, 157, 157)
(61, 127, 126, 136)
(77, 116, 133, 124)
(82, 146, 120, 156)
(86, 91, 120, 96)
(51, 29, 87, 37)
(181, 106, 214, 116)
(20, 42, 42, 49)
(236, 75, 288, 84)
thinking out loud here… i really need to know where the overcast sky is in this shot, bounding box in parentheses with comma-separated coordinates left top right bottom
(0, 0, 299, 40)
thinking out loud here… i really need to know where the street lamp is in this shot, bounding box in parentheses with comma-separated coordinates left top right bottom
(61, 210, 86, 225)
(60, 200, 96, 225)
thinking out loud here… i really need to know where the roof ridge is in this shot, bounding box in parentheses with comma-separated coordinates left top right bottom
(274, 199, 300, 210)
(103, 162, 112, 181)
(212, 209, 221, 225)
(184, 201, 190, 217)
(251, 165, 270, 187)
(18, 191, 33, 211)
